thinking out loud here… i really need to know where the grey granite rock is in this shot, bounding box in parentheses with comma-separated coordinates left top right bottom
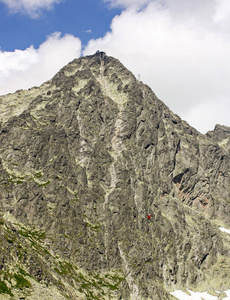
(0, 52, 229, 299)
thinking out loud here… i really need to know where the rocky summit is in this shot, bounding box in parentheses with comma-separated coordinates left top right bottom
(0, 52, 229, 299)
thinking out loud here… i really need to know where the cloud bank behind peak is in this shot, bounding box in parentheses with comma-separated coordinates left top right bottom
(0, 0, 62, 18)
(0, 32, 81, 95)
(85, 0, 230, 133)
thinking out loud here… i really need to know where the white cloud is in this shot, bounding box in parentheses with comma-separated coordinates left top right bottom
(0, 0, 62, 18)
(84, 0, 230, 133)
(0, 32, 81, 95)
(214, 0, 230, 23)
(183, 99, 230, 134)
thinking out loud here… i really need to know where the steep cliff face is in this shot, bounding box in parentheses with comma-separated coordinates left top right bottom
(0, 52, 229, 299)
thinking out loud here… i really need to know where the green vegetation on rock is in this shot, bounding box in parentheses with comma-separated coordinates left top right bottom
(0, 52, 229, 299)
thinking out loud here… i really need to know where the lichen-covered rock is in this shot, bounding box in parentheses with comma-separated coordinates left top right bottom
(0, 52, 229, 299)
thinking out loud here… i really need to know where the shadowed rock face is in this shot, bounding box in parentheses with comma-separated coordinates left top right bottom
(0, 53, 229, 299)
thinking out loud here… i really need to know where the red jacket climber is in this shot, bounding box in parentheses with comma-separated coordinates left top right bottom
(147, 214, 151, 220)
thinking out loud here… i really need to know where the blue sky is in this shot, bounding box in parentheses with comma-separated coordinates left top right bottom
(0, 0, 121, 51)
(0, 0, 230, 133)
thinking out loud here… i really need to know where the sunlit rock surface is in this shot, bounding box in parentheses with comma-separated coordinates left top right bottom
(0, 52, 229, 299)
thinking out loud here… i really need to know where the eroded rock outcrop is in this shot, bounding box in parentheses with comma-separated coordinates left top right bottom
(0, 52, 229, 299)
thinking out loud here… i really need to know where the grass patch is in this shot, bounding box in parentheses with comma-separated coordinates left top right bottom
(34, 172, 43, 178)
(18, 268, 30, 277)
(86, 222, 101, 232)
(18, 227, 46, 241)
(8, 174, 25, 184)
(14, 274, 31, 289)
(0, 280, 13, 296)
(76, 270, 125, 299)
(4, 231, 16, 244)
(39, 180, 51, 187)
(54, 262, 74, 276)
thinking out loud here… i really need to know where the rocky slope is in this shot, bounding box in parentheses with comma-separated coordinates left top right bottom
(0, 52, 229, 299)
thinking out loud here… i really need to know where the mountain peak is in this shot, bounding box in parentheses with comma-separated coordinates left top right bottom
(0, 54, 229, 299)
